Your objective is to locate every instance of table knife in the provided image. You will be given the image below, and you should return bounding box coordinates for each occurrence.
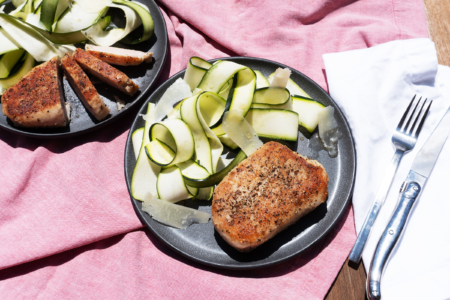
[367,106,450,300]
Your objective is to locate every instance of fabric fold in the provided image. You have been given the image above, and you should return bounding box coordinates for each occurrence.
[324,38,450,300]
[405,38,438,84]
[0,0,431,298]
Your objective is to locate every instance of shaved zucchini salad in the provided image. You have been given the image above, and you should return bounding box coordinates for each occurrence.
[131,56,341,229]
[0,0,154,93]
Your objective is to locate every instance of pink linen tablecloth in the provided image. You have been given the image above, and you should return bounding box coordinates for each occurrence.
[0,0,428,299]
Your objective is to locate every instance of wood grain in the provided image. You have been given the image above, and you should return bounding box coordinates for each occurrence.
[325,259,366,300]
[424,0,450,67]
[324,1,447,299]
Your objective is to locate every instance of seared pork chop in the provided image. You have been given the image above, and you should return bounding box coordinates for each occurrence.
[73,48,139,96]
[212,141,329,252]
[1,56,70,128]
[85,44,153,66]
[61,54,110,121]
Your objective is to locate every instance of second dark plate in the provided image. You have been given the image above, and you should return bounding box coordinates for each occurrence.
[124,57,356,269]
[0,0,167,138]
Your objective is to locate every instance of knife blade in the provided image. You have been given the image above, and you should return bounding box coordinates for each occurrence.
[411,106,450,178]
[366,105,450,300]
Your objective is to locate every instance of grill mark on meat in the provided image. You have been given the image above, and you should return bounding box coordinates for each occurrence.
[212,141,329,252]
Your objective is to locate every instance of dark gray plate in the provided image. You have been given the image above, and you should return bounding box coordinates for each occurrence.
[0,0,167,138]
[124,57,356,269]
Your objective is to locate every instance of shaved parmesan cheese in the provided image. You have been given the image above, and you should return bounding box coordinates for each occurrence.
[115,95,125,111]
[153,78,192,121]
[270,68,291,88]
[65,103,71,122]
[140,113,152,122]
[318,106,342,158]
[141,193,210,229]
[141,79,191,124]
[222,110,263,156]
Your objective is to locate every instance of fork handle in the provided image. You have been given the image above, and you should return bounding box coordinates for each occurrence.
[349,149,404,263]
[366,181,421,300]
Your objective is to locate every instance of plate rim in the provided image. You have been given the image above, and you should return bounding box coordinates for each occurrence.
[124,56,357,270]
[0,0,168,139]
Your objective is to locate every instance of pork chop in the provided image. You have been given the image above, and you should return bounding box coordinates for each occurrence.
[212,141,329,252]
[61,54,110,121]
[85,44,153,66]
[73,48,139,96]
[1,56,70,128]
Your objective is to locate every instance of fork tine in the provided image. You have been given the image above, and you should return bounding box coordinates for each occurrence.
[414,100,433,138]
[408,99,427,135]
[397,95,416,130]
[403,96,421,132]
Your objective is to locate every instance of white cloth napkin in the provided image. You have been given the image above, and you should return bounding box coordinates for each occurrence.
[323,38,450,300]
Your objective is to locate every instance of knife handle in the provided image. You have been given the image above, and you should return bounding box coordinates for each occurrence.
[349,149,404,263]
[366,181,421,300]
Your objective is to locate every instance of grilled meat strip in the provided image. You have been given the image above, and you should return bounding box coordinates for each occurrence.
[212,141,329,252]
[85,44,153,66]
[61,54,110,121]
[73,48,139,96]
[1,56,70,128]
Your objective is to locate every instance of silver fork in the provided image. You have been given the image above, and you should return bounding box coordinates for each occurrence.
[349,95,432,263]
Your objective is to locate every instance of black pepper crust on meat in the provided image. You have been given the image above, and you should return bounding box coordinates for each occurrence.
[212,141,329,252]
[1,56,68,128]
[73,48,139,96]
[3,58,59,117]
[85,44,153,66]
[61,53,110,121]
[87,50,152,66]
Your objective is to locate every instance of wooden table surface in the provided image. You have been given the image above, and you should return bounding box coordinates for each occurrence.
[324,1,448,299]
